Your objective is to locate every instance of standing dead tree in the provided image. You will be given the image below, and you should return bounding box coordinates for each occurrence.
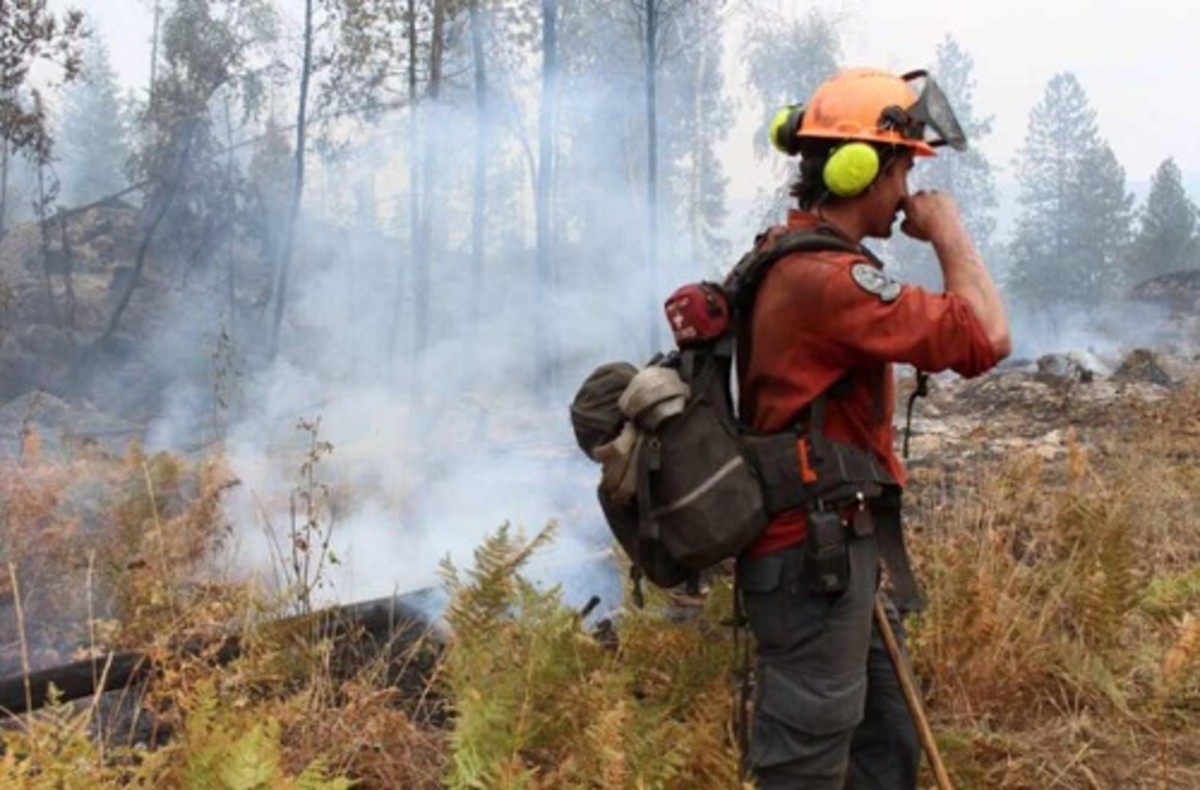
[607,0,707,351]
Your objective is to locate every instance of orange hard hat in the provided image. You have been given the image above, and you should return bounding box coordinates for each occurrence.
[798,67,937,157]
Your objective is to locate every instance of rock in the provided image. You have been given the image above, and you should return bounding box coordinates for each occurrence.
[1112,348,1173,387]
[0,390,74,424]
[0,340,44,403]
[1034,429,1066,460]
[1036,352,1097,384]
[997,356,1036,372]
[108,265,137,298]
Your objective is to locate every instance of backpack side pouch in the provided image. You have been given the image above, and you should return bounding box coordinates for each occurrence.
[646,392,768,569]
[597,486,691,589]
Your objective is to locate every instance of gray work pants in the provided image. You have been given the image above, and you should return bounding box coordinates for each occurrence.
[737,537,919,789]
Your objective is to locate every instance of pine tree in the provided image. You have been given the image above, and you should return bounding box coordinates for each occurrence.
[0,1,84,158]
[1128,158,1199,283]
[93,0,277,352]
[1067,141,1134,297]
[56,34,130,207]
[741,5,841,225]
[1007,72,1132,307]
[1,1,84,235]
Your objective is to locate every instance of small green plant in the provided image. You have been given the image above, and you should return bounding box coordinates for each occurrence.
[439,523,742,789]
[1142,566,1200,621]
[170,679,352,790]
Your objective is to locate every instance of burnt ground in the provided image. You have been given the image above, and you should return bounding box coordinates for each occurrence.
[898,346,1200,475]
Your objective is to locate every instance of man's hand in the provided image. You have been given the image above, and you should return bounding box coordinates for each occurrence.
[898,190,963,244]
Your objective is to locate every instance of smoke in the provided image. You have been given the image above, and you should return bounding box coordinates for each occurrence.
[1002,297,1186,368]
[215,371,616,606]
[120,37,697,620]
[876,227,1190,367]
[131,89,1182,626]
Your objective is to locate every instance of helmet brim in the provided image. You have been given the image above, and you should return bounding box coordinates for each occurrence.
[797,130,937,158]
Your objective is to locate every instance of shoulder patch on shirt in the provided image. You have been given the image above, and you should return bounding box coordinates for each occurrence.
[850,263,902,303]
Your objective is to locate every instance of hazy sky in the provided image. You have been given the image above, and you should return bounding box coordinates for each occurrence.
[61,0,1200,198]
[829,0,1199,183]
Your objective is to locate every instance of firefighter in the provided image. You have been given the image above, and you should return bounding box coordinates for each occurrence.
[737,67,1011,788]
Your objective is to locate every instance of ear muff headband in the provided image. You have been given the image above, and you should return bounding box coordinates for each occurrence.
[823,142,880,197]
[768,103,883,197]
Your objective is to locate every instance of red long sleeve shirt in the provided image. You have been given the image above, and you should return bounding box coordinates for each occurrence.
[739,211,998,557]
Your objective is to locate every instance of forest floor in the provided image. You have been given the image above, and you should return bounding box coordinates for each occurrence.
[2,346,1200,788]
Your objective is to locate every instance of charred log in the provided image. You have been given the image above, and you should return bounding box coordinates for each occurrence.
[0,591,440,720]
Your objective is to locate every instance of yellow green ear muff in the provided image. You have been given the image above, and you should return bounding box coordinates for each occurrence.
[823,142,881,197]
[768,104,804,156]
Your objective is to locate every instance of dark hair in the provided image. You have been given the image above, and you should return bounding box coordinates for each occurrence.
[789,139,899,210]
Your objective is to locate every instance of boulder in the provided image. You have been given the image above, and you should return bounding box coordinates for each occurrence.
[1112,348,1173,387]
[1036,352,1097,384]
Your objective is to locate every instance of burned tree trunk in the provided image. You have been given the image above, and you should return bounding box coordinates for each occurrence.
[35,154,59,328]
[535,0,558,391]
[0,136,9,238]
[469,0,488,322]
[387,0,421,374]
[88,122,198,357]
[643,0,660,353]
[268,0,315,360]
[413,0,448,369]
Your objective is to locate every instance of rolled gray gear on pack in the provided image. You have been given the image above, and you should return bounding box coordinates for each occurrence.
[618,366,691,430]
[571,361,640,460]
[593,422,642,505]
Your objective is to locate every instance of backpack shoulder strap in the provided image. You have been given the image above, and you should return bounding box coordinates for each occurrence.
[727,226,882,453]
[726,226,860,421]
[724,225,859,314]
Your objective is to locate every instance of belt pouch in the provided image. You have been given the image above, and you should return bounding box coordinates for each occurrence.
[804,508,849,594]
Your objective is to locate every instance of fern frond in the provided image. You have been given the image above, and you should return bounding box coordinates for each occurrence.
[1162,613,1200,693]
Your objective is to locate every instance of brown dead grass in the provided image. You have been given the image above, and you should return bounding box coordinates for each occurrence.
[906,382,1200,787]
[1,437,444,786]
[4,381,1200,787]
[0,439,237,673]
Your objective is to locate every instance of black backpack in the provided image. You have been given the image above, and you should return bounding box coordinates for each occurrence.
[570,227,899,600]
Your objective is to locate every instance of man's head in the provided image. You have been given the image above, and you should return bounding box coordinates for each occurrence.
[770,67,963,238]
[788,138,913,238]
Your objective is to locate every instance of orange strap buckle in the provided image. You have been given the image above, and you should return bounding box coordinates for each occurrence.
[797,437,818,484]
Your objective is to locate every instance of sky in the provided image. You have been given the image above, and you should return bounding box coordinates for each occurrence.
[716,0,1200,201]
[832,0,1200,184]
[67,0,1200,201]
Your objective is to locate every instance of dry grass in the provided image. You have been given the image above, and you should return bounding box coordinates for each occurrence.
[906,383,1200,787]
[3,383,1200,787]
[0,439,237,674]
[0,435,444,787]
